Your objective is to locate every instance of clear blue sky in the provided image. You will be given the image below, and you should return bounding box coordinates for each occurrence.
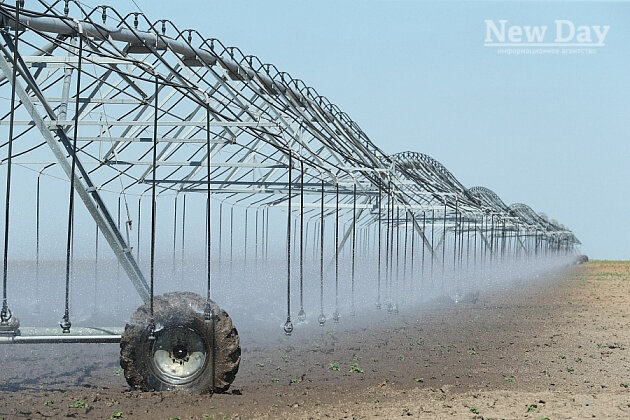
[81,1,630,259]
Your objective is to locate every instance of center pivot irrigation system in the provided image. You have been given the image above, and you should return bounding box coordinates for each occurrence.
[0,1,580,393]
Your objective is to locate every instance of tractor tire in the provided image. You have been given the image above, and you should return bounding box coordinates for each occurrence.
[120,291,240,393]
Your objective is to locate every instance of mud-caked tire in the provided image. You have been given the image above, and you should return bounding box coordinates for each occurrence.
[120,292,240,393]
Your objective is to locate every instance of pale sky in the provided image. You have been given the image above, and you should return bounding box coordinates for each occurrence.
[17,1,630,259]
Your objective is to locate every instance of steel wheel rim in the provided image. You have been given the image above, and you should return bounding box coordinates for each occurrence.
[151,326,208,384]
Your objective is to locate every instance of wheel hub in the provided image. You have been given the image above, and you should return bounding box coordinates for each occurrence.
[151,327,208,384]
[172,344,188,360]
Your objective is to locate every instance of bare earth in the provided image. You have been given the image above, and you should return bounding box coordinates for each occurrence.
[1,261,629,419]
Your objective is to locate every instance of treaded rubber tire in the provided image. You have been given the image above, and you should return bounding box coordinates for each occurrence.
[120,292,240,393]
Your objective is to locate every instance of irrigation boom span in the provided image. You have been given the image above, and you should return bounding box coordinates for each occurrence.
[0,1,580,392]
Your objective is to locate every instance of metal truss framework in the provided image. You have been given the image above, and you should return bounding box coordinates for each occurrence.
[0,1,579,334]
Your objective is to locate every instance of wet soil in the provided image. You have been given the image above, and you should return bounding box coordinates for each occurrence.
[0,261,628,419]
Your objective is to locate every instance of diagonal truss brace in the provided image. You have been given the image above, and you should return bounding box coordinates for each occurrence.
[476,227,493,255]
[325,206,366,272]
[410,213,436,259]
[0,43,150,302]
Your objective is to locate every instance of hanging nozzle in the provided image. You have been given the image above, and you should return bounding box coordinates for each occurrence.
[332,311,340,323]
[283,319,293,335]
[60,312,71,334]
[297,308,306,323]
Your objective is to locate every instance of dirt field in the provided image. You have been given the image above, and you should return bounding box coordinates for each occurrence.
[1,261,628,419]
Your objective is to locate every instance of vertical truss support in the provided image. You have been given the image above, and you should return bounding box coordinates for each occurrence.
[0,47,150,302]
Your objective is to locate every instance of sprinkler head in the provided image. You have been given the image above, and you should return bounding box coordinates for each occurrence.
[60,315,71,334]
[375,302,382,310]
[386,302,393,313]
[0,314,20,336]
[0,306,12,324]
[283,320,293,335]
[318,313,326,326]
[332,311,340,323]
[297,308,306,323]
[392,304,399,314]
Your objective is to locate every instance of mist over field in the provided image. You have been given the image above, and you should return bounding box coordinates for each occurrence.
[5,253,575,340]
